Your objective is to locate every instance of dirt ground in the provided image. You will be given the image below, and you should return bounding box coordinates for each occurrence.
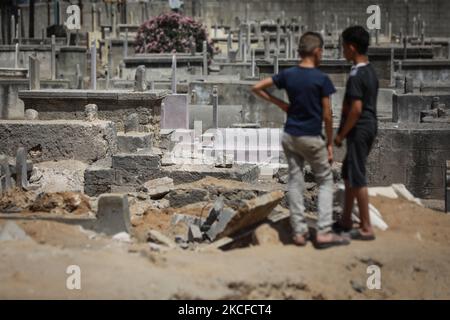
[1,195,450,299]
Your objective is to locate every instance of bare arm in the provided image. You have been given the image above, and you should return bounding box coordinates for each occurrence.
[322,96,334,163]
[335,99,363,146]
[251,77,289,113]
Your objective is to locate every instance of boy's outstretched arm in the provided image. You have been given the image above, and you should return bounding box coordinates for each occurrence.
[322,96,334,164]
[252,77,289,112]
[334,99,363,146]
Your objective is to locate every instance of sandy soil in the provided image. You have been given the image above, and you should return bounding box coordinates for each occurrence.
[0,195,450,299]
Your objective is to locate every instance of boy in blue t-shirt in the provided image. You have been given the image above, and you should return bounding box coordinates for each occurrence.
[252,32,349,249]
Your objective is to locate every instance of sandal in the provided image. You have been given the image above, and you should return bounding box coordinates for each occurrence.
[332,222,352,234]
[348,228,376,241]
[313,232,350,250]
[292,233,309,246]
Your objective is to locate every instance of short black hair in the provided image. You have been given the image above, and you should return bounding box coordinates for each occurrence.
[341,26,370,55]
[298,31,324,57]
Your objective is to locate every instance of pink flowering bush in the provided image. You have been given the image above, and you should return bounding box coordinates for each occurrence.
[135,12,214,57]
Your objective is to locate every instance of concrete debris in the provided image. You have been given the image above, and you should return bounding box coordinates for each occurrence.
[139,177,174,199]
[165,188,208,208]
[204,208,236,241]
[188,224,203,242]
[24,109,39,120]
[112,232,132,243]
[205,191,284,241]
[147,229,177,248]
[201,196,224,231]
[171,213,205,227]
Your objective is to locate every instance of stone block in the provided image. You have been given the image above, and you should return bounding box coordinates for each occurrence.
[112,151,161,171]
[188,224,203,242]
[117,132,153,153]
[139,177,174,199]
[84,159,115,196]
[161,164,260,184]
[0,120,117,163]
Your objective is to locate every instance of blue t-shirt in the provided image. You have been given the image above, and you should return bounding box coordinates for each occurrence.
[272,66,336,136]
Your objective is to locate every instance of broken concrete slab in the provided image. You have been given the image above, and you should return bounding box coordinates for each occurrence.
[95,194,131,236]
[205,208,237,241]
[206,191,284,241]
[188,224,203,242]
[147,229,177,248]
[165,188,209,208]
[139,177,174,199]
[171,213,206,227]
[201,196,224,231]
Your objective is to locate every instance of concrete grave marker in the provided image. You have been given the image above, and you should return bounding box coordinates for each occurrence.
[15,147,29,190]
[238,26,243,61]
[123,27,128,58]
[161,94,189,130]
[171,54,177,93]
[14,43,19,68]
[227,32,232,62]
[95,194,131,236]
[264,31,270,60]
[51,35,56,80]
[251,48,256,78]
[134,65,146,92]
[76,64,83,89]
[90,39,97,90]
[212,85,219,129]
[273,55,279,74]
[29,54,40,90]
[202,40,208,76]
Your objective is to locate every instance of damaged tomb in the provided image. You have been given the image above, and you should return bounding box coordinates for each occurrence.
[0,0,450,300]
